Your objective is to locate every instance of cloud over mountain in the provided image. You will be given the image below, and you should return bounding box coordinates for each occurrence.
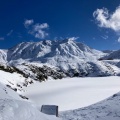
[24,19,34,28]
[24,19,49,39]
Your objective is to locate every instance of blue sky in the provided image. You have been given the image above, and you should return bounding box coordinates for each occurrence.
[0,0,120,50]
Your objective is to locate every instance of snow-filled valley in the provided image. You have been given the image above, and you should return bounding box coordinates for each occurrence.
[0,39,120,120]
[23,76,120,111]
[0,71,120,120]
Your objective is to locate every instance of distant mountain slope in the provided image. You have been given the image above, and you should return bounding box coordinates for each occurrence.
[102,50,115,54]
[0,49,7,63]
[101,49,120,60]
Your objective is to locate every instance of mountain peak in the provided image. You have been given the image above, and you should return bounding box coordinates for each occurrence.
[0,39,120,77]
[4,39,105,72]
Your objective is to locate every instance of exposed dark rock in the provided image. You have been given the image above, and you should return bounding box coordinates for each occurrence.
[19,95,29,100]
[6,84,17,92]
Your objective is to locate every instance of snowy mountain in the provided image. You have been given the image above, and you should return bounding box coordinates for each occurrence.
[0,49,7,63]
[102,50,115,54]
[101,49,120,60]
[0,39,120,78]
[7,39,104,62]
[0,39,120,120]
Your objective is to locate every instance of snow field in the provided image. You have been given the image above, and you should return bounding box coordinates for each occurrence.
[23,76,120,111]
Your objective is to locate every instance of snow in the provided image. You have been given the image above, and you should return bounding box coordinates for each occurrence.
[0,82,60,120]
[23,76,120,111]
[102,49,120,60]
[60,92,120,120]
[0,99,60,120]
[7,39,106,72]
[0,39,120,77]
[0,66,120,120]
[0,39,120,119]
[0,49,7,63]
[0,70,32,93]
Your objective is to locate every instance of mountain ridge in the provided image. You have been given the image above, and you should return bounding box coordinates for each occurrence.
[0,39,119,80]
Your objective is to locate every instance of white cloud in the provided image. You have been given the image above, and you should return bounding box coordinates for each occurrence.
[34,23,49,30]
[118,37,120,43]
[24,19,34,28]
[68,37,79,41]
[28,22,49,39]
[93,6,120,32]
[31,23,49,39]
[34,29,48,39]
[24,19,49,39]
[101,35,108,39]
[7,30,13,36]
[0,37,4,40]
[54,36,79,41]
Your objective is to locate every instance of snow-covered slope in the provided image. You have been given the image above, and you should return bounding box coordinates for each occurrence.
[0,70,120,120]
[102,50,115,54]
[101,49,120,60]
[0,80,60,120]
[60,92,120,120]
[0,69,120,120]
[0,49,7,63]
[0,69,33,93]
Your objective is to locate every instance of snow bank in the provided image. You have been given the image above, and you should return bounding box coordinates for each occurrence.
[0,83,60,120]
[0,99,60,120]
